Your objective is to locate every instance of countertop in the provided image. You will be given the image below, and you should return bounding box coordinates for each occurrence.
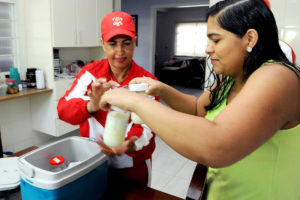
[0,88,52,102]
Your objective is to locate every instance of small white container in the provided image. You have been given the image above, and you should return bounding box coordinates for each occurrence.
[129,83,149,124]
[103,105,130,147]
[0,83,7,96]
[35,70,45,89]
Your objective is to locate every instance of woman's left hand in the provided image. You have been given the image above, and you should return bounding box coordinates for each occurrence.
[96,136,138,156]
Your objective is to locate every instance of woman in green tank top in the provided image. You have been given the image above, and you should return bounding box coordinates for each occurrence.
[98,0,300,199]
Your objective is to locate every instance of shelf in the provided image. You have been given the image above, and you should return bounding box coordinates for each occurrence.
[0,88,53,102]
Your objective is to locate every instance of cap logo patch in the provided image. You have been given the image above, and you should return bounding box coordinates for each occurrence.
[112,17,123,26]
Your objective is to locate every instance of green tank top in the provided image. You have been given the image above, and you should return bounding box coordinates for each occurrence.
[204,62,300,200]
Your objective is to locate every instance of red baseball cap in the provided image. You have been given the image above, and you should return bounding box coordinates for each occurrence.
[101,11,136,42]
[264,0,271,8]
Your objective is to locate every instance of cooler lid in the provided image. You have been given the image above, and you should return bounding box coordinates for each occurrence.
[0,157,20,191]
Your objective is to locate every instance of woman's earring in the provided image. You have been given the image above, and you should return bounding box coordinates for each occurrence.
[247,47,252,53]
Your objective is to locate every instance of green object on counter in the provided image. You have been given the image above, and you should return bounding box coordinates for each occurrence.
[9,68,20,85]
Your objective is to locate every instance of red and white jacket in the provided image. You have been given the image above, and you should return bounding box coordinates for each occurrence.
[279,40,296,64]
[57,59,158,169]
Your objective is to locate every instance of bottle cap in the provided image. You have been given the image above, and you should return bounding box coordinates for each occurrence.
[49,156,65,166]
[129,83,148,92]
[110,105,128,114]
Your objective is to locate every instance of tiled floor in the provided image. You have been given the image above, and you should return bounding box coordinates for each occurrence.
[150,84,203,199]
[151,136,197,198]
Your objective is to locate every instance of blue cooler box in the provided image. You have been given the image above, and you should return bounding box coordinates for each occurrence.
[17,136,108,200]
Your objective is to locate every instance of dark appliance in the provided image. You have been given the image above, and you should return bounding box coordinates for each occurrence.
[26,68,37,88]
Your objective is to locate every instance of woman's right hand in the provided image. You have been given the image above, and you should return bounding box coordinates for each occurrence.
[86,78,120,113]
[129,77,164,97]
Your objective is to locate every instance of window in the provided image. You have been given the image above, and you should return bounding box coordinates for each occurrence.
[174,22,207,57]
[0,1,17,73]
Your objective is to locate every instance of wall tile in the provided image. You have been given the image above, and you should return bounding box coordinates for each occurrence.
[152,148,186,175]
[295,53,300,66]
[0,98,31,125]
[31,131,55,147]
[176,160,197,179]
[284,0,300,27]
[151,170,172,190]
[162,176,191,198]
[2,143,14,153]
[270,0,286,28]
[14,137,34,152]
[282,27,300,53]
[1,120,32,148]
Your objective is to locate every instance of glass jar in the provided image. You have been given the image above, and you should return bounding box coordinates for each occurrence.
[21,80,28,91]
[129,83,149,124]
[0,78,7,97]
[49,155,67,172]
[103,105,130,147]
[6,78,18,94]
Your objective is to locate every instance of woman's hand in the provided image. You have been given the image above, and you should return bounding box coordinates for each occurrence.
[129,77,164,97]
[96,136,138,156]
[100,87,143,112]
[86,78,120,113]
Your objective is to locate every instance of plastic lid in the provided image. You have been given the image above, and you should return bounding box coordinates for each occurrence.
[0,157,20,191]
[49,156,65,166]
[129,83,148,92]
[110,105,128,114]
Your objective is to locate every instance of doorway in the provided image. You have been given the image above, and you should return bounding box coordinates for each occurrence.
[150,3,209,89]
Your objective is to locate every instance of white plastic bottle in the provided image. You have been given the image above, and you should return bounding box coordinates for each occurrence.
[103,105,130,147]
[129,83,149,124]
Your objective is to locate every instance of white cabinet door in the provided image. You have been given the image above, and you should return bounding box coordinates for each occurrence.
[56,118,79,137]
[52,0,106,47]
[77,0,98,47]
[96,0,113,46]
[52,0,77,47]
[54,78,75,100]
[31,79,79,137]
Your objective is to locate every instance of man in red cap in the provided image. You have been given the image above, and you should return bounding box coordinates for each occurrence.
[264,0,296,64]
[57,11,158,188]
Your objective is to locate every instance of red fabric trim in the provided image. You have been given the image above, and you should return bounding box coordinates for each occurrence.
[280,40,296,64]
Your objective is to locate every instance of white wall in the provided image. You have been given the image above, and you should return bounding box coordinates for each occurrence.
[270,0,300,66]
[114,0,122,11]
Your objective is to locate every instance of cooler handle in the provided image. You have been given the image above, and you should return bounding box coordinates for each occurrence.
[18,161,35,178]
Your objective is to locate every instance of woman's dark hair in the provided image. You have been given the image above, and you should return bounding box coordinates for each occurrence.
[204,0,300,111]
